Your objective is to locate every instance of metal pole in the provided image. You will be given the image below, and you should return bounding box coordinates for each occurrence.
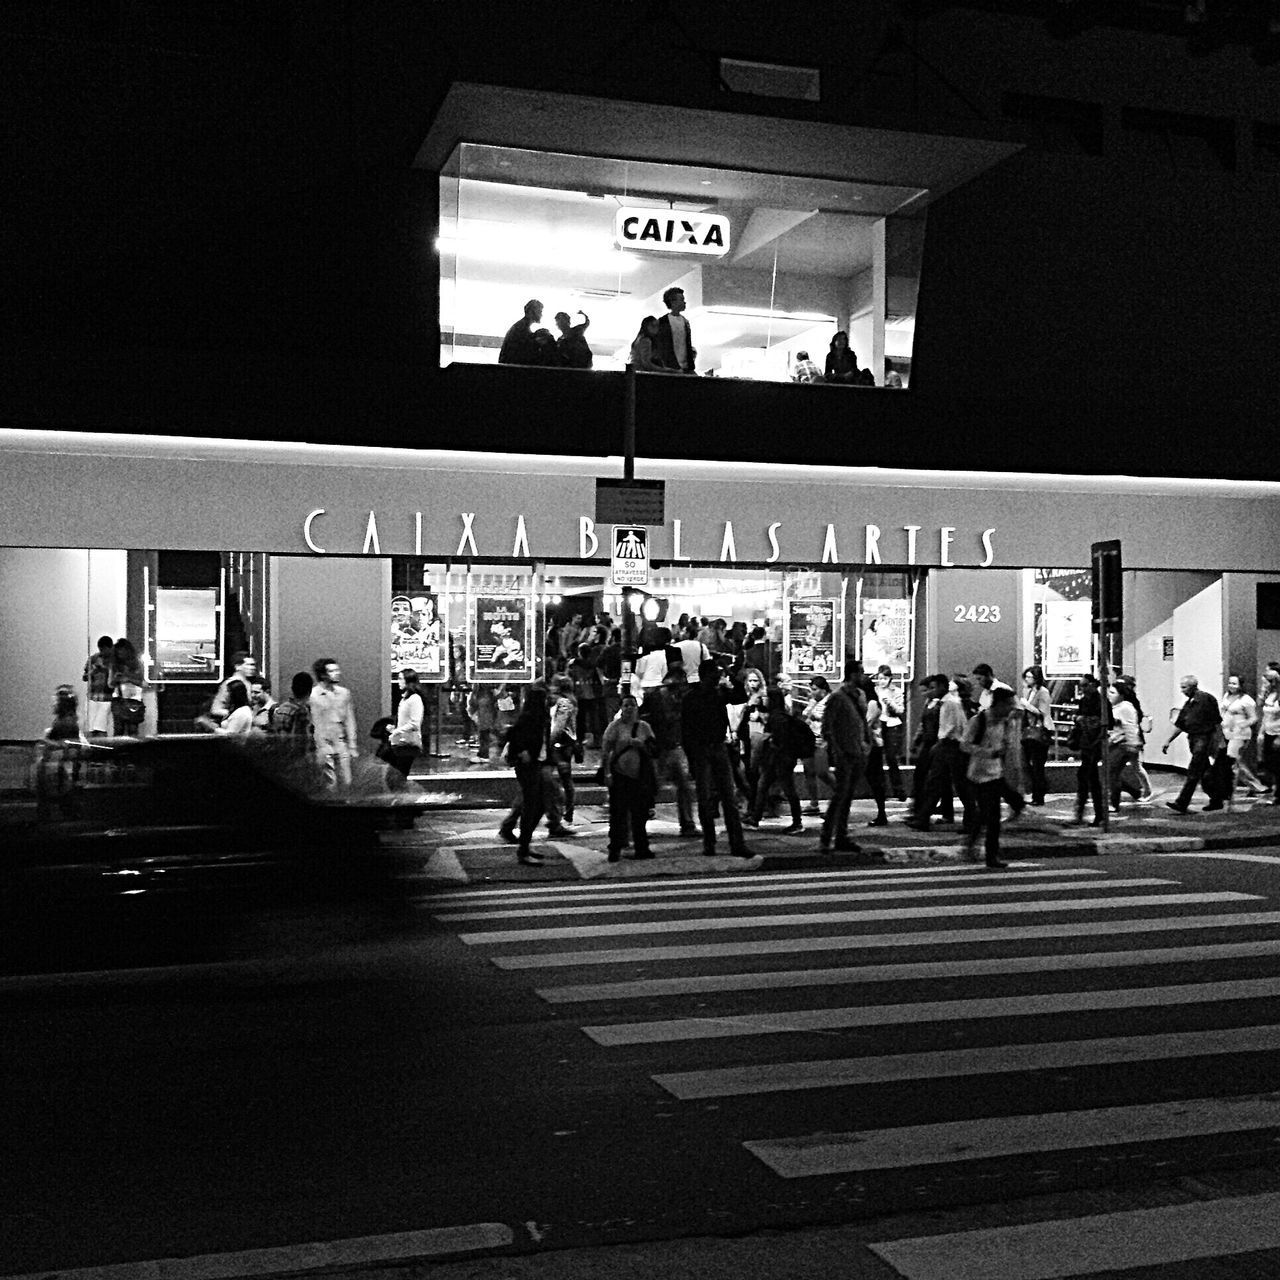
[624,362,636,483]
[1097,567,1111,834]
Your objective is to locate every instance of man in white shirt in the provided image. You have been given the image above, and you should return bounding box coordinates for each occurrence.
[310,657,358,789]
[655,287,697,374]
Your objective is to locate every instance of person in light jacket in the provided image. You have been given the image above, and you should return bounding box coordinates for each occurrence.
[385,668,424,780]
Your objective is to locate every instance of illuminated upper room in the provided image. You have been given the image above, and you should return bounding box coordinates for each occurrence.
[417,84,1019,388]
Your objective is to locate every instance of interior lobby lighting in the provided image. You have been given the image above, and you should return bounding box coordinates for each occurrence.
[436,235,640,274]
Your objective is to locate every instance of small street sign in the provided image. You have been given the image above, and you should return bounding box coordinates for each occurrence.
[611,525,649,586]
[596,478,666,526]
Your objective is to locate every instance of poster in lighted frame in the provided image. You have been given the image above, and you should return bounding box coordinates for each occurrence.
[390,590,449,681]
[861,598,912,673]
[468,590,535,684]
[782,598,838,677]
[1043,598,1092,677]
[154,587,222,682]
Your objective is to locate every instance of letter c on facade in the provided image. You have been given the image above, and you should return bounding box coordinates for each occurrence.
[303,509,327,555]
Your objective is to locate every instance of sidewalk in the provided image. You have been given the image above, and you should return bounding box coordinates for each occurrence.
[388,783,1280,884]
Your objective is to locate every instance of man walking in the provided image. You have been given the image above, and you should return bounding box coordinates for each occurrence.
[310,657,359,789]
[211,651,258,727]
[820,662,872,855]
[907,675,975,831]
[1163,674,1224,812]
[681,659,751,857]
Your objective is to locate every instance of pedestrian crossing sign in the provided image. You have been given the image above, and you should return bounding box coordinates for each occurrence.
[611,525,649,586]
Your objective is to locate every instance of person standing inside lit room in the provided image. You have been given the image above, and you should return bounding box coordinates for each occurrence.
[655,286,697,374]
[498,298,545,366]
[554,310,592,368]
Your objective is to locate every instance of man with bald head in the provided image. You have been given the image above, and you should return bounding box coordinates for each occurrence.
[1162,674,1224,812]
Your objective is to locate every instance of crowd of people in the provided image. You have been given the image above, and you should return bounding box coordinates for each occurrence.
[45,626,1280,861]
[485,644,1280,869]
[497,290,900,385]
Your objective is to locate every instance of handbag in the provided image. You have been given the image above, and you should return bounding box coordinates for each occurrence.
[115,697,145,725]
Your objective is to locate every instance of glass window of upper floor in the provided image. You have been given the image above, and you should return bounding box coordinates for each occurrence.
[438,143,925,388]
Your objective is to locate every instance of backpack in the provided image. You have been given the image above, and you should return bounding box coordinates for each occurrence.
[783,715,817,759]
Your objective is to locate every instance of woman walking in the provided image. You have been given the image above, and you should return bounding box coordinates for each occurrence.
[1019,665,1054,805]
[1222,674,1267,797]
[1106,682,1143,812]
[959,685,1019,868]
[386,668,425,780]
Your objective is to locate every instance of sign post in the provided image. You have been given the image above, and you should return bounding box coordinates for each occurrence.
[611,525,649,588]
[1091,540,1122,832]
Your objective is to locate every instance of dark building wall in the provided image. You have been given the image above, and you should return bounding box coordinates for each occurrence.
[3,3,1279,477]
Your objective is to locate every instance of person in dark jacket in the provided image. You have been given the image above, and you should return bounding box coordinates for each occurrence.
[681,659,751,857]
[745,687,805,834]
[641,669,699,836]
[654,287,697,374]
[824,330,875,386]
[1162,674,1225,812]
[554,310,592,368]
[820,662,871,854]
[503,681,554,864]
[498,299,545,366]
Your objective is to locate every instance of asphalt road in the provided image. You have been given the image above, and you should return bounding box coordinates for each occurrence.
[5,847,1280,1276]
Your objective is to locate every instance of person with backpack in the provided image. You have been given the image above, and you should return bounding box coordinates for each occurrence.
[959,684,1019,868]
[601,695,657,861]
[744,686,808,834]
[640,669,700,838]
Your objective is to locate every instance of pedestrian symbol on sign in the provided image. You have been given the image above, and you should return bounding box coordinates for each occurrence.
[611,525,649,586]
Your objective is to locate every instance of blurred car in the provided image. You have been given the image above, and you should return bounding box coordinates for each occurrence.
[3,734,429,974]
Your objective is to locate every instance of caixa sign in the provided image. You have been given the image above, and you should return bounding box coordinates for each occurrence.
[614,207,731,257]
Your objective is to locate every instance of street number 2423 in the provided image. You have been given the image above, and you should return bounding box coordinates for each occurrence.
[954,604,1001,623]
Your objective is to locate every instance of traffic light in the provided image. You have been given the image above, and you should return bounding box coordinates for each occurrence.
[1091,539,1122,634]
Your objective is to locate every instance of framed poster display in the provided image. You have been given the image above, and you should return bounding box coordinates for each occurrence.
[1044,598,1092,677]
[468,590,535,683]
[390,590,448,681]
[153,587,222,682]
[860,598,912,673]
[783,598,838,677]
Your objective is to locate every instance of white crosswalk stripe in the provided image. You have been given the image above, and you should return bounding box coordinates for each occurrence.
[492,910,1280,968]
[428,860,1280,1273]
[535,937,1280,1002]
[454,891,1256,943]
[434,876,1180,921]
[869,1192,1280,1279]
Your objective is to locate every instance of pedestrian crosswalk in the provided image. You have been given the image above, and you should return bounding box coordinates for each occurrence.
[426,859,1280,1276]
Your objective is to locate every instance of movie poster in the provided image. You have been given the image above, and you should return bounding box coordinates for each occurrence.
[1044,599,1091,676]
[783,598,837,677]
[154,587,221,681]
[469,594,533,683]
[860,598,912,673]
[390,591,447,680]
